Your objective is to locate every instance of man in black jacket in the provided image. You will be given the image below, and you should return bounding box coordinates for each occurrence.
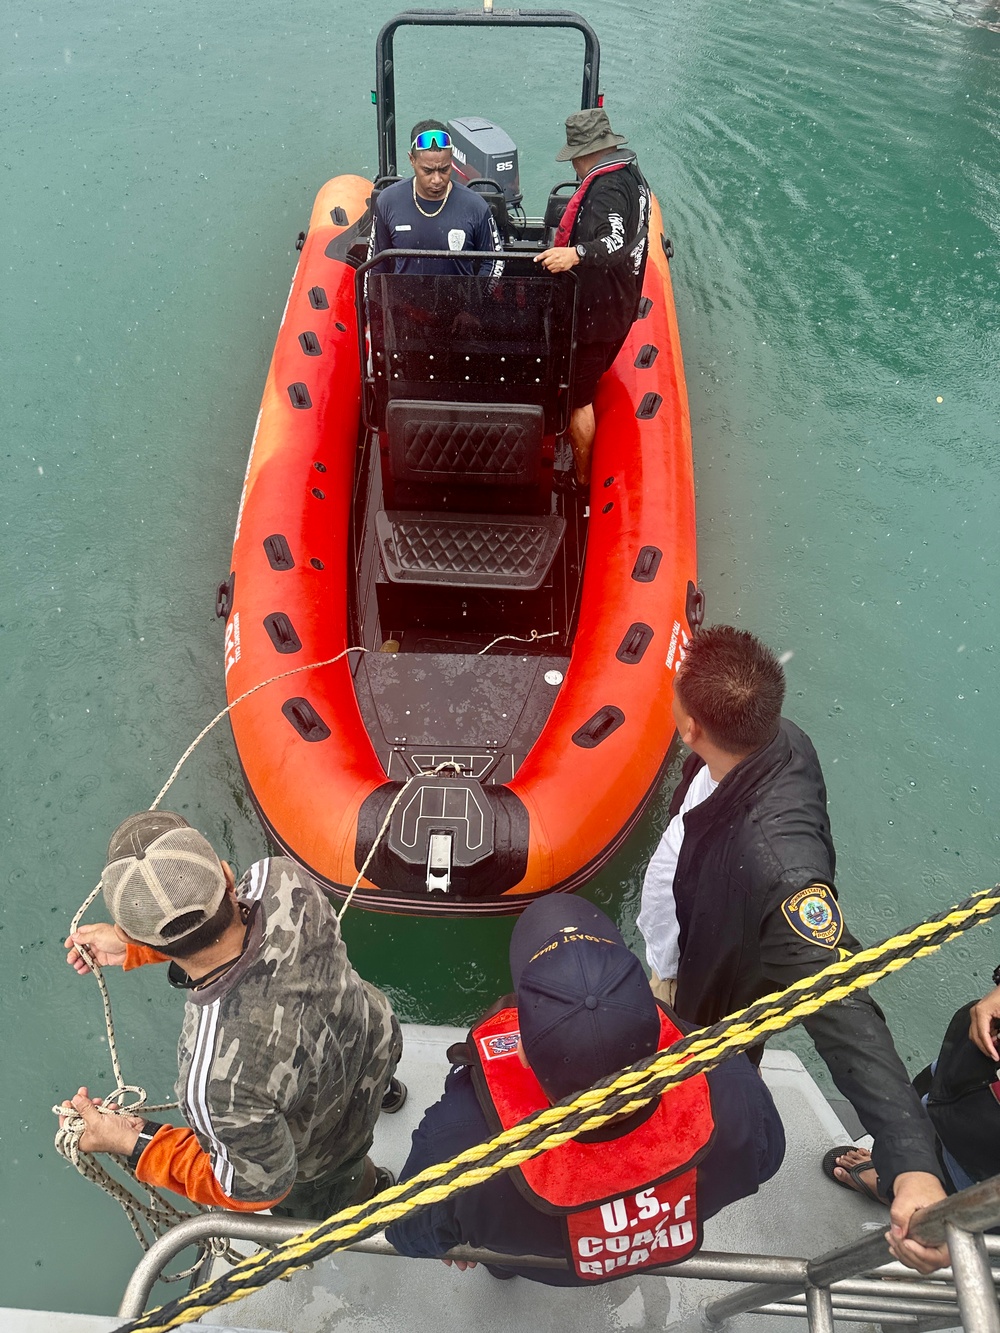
[636,625,949,1274]
[535,109,649,490]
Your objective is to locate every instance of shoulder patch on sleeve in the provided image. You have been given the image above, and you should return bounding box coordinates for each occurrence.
[780,884,843,948]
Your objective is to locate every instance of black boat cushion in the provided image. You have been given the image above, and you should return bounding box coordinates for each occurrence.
[386,400,543,486]
[376,510,565,591]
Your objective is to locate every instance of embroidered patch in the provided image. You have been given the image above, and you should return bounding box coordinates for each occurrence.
[447,228,466,251]
[480,1031,520,1060]
[780,884,843,948]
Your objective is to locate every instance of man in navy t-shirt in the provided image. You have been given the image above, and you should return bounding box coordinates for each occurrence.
[367,119,503,278]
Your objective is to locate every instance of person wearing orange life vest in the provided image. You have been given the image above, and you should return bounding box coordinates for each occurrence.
[385,896,784,1285]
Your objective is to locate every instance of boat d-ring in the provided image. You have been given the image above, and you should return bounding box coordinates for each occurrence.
[215,574,235,620]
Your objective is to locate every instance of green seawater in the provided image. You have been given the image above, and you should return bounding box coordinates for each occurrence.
[2,0,999,1314]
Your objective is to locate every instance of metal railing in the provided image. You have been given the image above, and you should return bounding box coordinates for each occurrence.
[118,1174,1000,1330]
[699,1175,1000,1331]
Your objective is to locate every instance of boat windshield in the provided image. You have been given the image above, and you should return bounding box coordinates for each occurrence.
[357,256,578,434]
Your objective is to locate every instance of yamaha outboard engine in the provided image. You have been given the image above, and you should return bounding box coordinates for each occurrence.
[447,116,521,206]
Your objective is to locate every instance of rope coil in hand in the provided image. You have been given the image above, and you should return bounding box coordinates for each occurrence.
[56,650,372,1270]
[57,643,549,1272]
[112,880,1000,1332]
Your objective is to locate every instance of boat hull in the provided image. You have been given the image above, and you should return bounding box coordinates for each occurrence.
[223,175,697,916]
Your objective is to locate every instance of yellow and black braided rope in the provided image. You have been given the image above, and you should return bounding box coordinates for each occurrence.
[115,884,1000,1332]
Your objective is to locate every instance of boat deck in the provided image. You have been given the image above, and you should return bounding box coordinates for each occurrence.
[2,1024,963,1332]
[200,1025,940,1333]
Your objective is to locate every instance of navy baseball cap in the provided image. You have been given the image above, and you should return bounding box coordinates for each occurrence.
[510,896,660,1102]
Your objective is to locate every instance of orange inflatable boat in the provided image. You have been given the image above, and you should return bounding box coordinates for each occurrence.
[220,9,701,916]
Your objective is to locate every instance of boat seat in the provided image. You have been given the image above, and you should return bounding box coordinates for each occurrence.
[377,400,562,589]
[370,174,401,210]
[467,178,511,243]
[387,399,543,488]
[376,510,565,591]
[542,180,579,244]
[346,176,404,265]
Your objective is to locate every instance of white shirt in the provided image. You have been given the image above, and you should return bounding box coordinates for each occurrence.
[637,765,719,981]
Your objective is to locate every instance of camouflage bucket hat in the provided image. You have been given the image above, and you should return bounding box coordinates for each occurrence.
[555,107,628,162]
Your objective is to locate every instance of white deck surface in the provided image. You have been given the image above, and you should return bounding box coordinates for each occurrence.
[3,1025,960,1333]
[185,1024,925,1333]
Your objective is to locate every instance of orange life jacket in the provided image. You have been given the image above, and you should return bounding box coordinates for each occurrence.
[469,1004,716,1280]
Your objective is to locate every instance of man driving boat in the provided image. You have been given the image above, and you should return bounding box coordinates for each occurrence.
[368,119,504,278]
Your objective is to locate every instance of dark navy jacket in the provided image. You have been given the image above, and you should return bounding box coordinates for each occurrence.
[368,177,503,278]
[385,1050,784,1285]
[671,718,941,1190]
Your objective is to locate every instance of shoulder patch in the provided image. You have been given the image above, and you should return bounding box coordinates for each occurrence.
[479,1031,520,1061]
[780,884,843,948]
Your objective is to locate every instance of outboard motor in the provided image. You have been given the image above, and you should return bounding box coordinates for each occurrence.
[447,115,521,206]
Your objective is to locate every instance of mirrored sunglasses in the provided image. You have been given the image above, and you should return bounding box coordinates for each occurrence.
[411,130,452,151]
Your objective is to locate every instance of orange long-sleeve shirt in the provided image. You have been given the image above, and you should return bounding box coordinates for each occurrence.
[123,941,287,1210]
[120,859,398,1212]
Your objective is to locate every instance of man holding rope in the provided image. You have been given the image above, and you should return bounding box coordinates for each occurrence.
[636,625,949,1273]
[60,811,403,1218]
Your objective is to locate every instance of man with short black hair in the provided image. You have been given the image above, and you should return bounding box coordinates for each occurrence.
[61,811,403,1218]
[535,108,650,490]
[385,896,784,1284]
[368,118,503,277]
[637,624,949,1273]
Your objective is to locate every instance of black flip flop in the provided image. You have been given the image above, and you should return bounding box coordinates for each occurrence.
[821,1145,887,1205]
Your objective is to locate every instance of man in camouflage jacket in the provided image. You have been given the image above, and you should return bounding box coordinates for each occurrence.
[61,811,402,1217]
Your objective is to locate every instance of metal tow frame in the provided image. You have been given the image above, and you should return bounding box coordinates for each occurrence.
[374,8,601,179]
[119,1173,1000,1328]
